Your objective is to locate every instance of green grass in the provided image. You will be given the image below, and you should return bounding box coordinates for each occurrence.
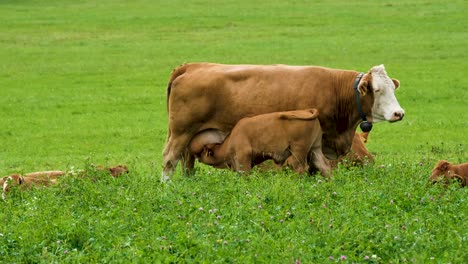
[0,0,467,262]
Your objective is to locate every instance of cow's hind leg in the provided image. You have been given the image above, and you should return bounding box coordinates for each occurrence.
[162,133,193,182]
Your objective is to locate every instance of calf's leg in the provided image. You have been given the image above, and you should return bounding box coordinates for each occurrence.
[284,146,310,174]
[309,148,330,177]
[232,150,252,173]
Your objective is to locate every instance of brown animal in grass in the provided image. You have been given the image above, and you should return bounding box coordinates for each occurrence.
[190,109,330,175]
[90,164,129,177]
[430,160,468,187]
[0,171,64,186]
[2,171,64,199]
[108,165,129,177]
[2,165,129,199]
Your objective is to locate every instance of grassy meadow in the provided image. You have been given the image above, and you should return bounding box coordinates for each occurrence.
[0,0,467,262]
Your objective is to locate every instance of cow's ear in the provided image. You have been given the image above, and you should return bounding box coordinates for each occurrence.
[392,78,400,90]
[358,73,371,96]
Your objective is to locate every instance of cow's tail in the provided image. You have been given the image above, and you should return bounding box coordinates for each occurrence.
[279,108,319,120]
[166,63,189,113]
[165,64,190,144]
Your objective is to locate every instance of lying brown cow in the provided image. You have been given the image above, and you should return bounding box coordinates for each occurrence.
[190,109,329,175]
[328,131,374,167]
[430,160,468,187]
[2,165,129,199]
[2,171,64,199]
[162,63,404,181]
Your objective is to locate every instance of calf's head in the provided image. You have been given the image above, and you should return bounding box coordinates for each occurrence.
[359,65,405,123]
[109,165,129,177]
[429,160,466,186]
[430,160,452,182]
[2,174,23,194]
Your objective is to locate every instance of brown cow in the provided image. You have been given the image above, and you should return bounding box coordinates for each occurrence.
[162,63,404,182]
[430,160,468,187]
[190,109,329,175]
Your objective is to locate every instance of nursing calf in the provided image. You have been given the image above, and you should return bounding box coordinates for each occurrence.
[430,160,468,187]
[190,109,329,175]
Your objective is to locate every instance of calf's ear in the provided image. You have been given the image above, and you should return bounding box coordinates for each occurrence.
[392,78,400,90]
[439,161,450,171]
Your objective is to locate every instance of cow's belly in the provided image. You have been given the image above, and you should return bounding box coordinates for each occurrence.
[198,83,327,132]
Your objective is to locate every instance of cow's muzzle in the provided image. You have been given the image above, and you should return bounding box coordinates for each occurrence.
[389,111,404,122]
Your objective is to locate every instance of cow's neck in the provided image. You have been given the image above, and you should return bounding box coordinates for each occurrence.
[336,73,372,132]
[353,73,372,132]
[321,72,374,159]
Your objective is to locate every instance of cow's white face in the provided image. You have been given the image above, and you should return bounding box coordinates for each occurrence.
[370,65,405,122]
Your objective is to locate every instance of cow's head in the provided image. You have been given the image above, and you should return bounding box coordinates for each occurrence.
[359,65,405,123]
